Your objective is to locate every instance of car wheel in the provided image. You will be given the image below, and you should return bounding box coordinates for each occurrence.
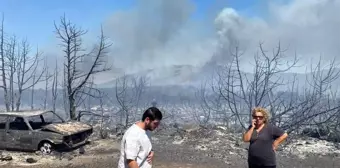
[39,141,53,155]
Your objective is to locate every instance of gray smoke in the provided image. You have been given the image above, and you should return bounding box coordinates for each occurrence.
[44,0,340,86]
[103,0,214,75]
[214,0,340,72]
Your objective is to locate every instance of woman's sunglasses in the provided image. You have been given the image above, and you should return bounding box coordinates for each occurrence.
[252,115,264,120]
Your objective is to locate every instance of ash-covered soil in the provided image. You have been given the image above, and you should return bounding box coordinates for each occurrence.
[151,124,340,168]
[0,125,339,168]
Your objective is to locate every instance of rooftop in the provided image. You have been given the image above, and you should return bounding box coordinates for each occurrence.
[0,110,53,117]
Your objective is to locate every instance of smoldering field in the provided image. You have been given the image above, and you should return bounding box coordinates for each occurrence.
[1,0,340,167]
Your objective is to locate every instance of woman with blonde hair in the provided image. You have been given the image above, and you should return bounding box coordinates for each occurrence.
[243,107,288,168]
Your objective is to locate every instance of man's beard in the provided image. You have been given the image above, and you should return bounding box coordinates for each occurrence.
[145,123,153,131]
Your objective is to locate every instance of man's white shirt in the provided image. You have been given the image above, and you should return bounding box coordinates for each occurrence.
[118,123,152,168]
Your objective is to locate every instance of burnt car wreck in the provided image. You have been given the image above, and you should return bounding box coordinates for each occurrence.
[0,110,93,154]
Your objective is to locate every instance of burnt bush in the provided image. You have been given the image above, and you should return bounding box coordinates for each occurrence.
[302,127,340,142]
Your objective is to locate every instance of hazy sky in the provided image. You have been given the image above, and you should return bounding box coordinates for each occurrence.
[1,0,339,86]
[0,0,257,49]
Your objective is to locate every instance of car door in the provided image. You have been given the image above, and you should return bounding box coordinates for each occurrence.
[6,117,34,150]
[0,116,7,149]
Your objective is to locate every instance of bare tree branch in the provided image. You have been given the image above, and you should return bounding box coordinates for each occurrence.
[205,41,340,136]
[54,15,112,120]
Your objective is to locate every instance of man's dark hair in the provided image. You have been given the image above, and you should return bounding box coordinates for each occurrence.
[142,107,163,121]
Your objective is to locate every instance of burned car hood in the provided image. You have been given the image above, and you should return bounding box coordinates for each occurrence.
[42,121,92,135]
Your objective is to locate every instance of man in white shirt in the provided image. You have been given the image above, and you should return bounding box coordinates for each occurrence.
[118,107,163,168]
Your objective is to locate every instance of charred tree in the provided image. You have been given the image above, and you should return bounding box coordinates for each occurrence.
[54,15,111,120]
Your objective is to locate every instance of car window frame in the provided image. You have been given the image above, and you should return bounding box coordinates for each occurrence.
[7,116,33,131]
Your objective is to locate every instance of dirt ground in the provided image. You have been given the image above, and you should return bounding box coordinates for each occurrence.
[0,156,218,168]
[0,138,339,168]
[0,139,224,168]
